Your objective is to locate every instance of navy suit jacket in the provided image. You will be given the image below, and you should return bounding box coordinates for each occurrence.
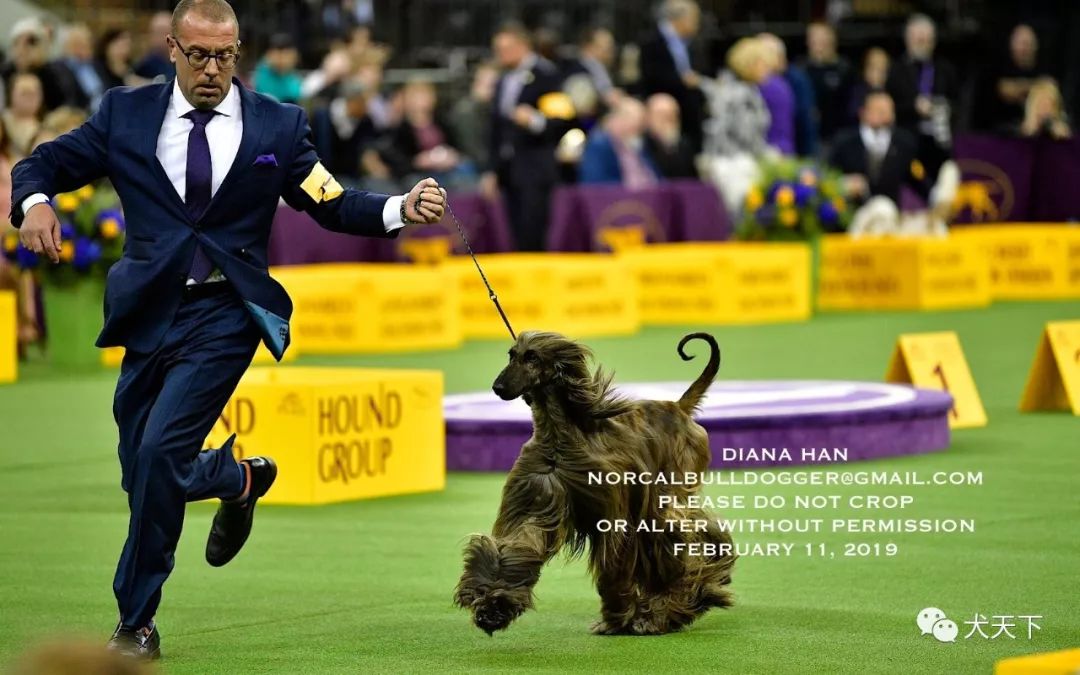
[10,79,398,360]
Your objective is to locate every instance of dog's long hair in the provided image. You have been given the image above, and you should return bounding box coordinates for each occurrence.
[455,332,735,635]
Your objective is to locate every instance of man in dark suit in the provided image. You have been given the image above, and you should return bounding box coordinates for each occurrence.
[885,14,957,180]
[481,22,574,252]
[11,0,445,660]
[829,90,928,207]
[563,27,621,113]
[639,0,705,153]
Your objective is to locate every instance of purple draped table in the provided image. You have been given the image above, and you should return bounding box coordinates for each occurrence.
[546,179,733,252]
[269,191,514,265]
[951,133,1080,223]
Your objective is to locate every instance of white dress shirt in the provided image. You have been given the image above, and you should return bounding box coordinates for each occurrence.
[22,80,407,251]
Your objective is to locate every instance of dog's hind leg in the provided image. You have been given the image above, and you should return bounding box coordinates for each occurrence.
[590,556,638,635]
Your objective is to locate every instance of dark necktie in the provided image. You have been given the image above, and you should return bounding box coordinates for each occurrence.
[184,108,218,283]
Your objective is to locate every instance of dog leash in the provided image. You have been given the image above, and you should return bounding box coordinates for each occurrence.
[445,200,517,341]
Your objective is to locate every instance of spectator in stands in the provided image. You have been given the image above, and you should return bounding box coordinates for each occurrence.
[254,34,303,104]
[1018,77,1071,140]
[886,14,957,179]
[701,37,772,218]
[310,78,381,184]
[640,0,705,153]
[829,89,927,206]
[848,47,889,126]
[565,27,622,111]
[704,37,770,158]
[3,72,44,157]
[3,18,82,112]
[357,61,395,130]
[644,92,697,179]
[759,33,817,156]
[803,22,853,147]
[94,28,136,92]
[56,24,99,111]
[133,11,175,81]
[982,25,1049,132]
[450,61,498,167]
[579,96,658,188]
[377,79,473,188]
[483,22,573,251]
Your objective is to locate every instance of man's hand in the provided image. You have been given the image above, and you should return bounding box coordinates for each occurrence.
[404,177,446,224]
[844,174,869,197]
[19,203,63,263]
[512,104,539,129]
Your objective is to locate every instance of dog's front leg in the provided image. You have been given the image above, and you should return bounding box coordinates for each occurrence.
[455,465,568,635]
[455,520,563,635]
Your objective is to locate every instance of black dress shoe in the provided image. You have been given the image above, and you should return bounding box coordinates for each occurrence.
[206,456,277,567]
[107,622,161,660]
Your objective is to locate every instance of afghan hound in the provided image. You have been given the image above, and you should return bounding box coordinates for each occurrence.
[454,331,735,636]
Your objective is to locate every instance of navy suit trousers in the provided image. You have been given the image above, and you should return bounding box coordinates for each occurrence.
[111,287,260,628]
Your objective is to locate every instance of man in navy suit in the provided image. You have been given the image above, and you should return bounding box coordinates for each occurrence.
[11,0,446,660]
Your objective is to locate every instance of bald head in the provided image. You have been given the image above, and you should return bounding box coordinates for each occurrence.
[171,0,238,36]
[646,93,681,143]
[62,24,93,61]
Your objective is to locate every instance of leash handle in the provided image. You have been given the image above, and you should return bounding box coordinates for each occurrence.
[445,201,517,341]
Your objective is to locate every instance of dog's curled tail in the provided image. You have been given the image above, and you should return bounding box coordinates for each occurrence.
[677,332,721,414]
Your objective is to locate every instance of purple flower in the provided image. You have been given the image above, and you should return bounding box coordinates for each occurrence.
[60,223,77,240]
[755,205,777,225]
[794,183,814,207]
[818,201,839,226]
[15,245,39,268]
[72,237,102,271]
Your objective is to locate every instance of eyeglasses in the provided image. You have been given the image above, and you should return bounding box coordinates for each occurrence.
[170,36,240,70]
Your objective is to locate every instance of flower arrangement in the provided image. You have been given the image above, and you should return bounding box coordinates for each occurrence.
[737,158,852,241]
[2,183,125,286]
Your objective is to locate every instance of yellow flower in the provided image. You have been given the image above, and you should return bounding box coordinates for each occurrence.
[775,186,795,207]
[745,188,764,211]
[3,232,18,253]
[779,208,799,228]
[100,218,120,239]
[59,241,75,262]
[832,197,847,213]
[911,160,926,181]
[77,184,95,200]
[55,192,80,212]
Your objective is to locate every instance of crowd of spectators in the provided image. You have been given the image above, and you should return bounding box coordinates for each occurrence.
[0,0,1075,353]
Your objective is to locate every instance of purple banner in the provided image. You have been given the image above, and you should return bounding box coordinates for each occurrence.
[546,179,733,252]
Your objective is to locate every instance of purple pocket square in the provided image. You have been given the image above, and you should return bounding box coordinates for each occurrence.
[254,154,278,167]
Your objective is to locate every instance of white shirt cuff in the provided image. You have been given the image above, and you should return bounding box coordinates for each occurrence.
[382,194,407,232]
[22,193,50,216]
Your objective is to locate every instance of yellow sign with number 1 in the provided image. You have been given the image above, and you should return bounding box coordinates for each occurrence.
[885,331,988,428]
[1020,320,1080,415]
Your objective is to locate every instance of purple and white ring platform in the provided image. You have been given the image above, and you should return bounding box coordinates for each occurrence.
[444,381,953,472]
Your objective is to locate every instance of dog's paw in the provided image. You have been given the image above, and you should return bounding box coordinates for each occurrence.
[589,620,624,636]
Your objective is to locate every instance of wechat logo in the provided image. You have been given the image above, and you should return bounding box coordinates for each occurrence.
[917,607,957,643]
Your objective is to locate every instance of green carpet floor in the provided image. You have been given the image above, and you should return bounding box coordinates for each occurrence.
[1,300,1077,674]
